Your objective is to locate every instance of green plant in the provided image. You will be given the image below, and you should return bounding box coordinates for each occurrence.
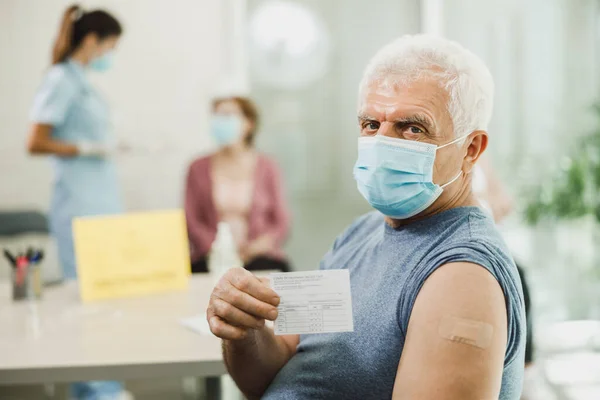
[524,108,600,225]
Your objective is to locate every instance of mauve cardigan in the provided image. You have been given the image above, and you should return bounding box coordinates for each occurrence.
[184,153,290,262]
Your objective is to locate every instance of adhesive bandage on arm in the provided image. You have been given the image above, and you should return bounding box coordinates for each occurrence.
[438,315,494,349]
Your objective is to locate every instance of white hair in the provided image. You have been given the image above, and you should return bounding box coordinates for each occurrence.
[359,34,494,138]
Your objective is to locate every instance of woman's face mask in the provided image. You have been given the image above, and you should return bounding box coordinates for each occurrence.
[210,115,243,146]
[88,36,119,72]
[89,51,114,72]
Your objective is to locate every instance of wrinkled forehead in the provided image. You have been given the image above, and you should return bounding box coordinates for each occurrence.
[358,76,453,133]
[359,76,448,115]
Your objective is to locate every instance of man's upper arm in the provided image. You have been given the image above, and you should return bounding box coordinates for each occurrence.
[392,262,507,400]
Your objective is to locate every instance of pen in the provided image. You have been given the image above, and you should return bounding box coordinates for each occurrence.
[3,249,16,267]
[32,250,45,264]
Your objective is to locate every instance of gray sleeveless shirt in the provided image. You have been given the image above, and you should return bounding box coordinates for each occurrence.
[263,207,525,399]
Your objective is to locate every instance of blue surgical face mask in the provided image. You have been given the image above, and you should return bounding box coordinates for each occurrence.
[89,52,114,72]
[353,134,468,219]
[210,115,243,146]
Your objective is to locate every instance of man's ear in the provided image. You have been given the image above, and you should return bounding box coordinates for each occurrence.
[463,131,488,173]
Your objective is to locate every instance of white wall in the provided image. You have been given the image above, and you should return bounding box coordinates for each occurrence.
[440,0,599,176]
[0,0,225,212]
[247,0,421,270]
[439,0,600,320]
[249,0,421,200]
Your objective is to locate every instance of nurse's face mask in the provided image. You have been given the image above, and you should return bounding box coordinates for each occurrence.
[89,52,114,72]
[353,80,469,220]
[89,36,119,72]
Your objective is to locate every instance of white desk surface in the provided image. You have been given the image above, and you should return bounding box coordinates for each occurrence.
[0,275,225,384]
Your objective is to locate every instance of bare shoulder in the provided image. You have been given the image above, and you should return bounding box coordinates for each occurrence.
[392,262,508,399]
[419,262,507,325]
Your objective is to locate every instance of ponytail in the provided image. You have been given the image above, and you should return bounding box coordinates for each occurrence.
[51,5,122,66]
[52,5,81,65]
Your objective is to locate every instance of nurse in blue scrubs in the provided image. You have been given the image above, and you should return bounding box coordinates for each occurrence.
[28,5,123,280]
[27,5,131,400]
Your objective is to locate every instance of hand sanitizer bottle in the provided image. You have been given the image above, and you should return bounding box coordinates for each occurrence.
[209,222,243,282]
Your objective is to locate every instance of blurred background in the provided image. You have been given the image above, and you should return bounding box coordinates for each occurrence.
[1,0,600,399]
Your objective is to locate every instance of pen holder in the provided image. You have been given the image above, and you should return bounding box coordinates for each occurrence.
[12,264,42,301]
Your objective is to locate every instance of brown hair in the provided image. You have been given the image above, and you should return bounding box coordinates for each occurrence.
[213,97,260,146]
[52,5,123,65]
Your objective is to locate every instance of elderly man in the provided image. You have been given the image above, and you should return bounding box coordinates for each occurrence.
[207,35,525,400]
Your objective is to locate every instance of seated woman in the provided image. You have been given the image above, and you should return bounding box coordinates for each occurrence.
[185,96,291,273]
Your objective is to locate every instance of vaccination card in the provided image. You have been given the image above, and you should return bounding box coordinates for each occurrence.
[270,269,354,335]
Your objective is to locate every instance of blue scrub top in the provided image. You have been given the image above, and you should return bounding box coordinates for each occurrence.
[30,60,122,217]
[30,60,122,278]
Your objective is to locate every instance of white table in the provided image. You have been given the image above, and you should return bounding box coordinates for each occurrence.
[0,276,226,393]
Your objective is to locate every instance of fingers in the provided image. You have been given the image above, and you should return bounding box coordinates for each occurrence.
[211,297,265,329]
[216,281,278,321]
[228,268,280,306]
[207,268,280,340]
[258,276,271,286]
[208,315,248,341]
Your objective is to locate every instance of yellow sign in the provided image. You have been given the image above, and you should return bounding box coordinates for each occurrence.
[73,210,190,302]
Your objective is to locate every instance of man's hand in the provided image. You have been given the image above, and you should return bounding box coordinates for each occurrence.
[207,267,280,340]
[213,268,298,400]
